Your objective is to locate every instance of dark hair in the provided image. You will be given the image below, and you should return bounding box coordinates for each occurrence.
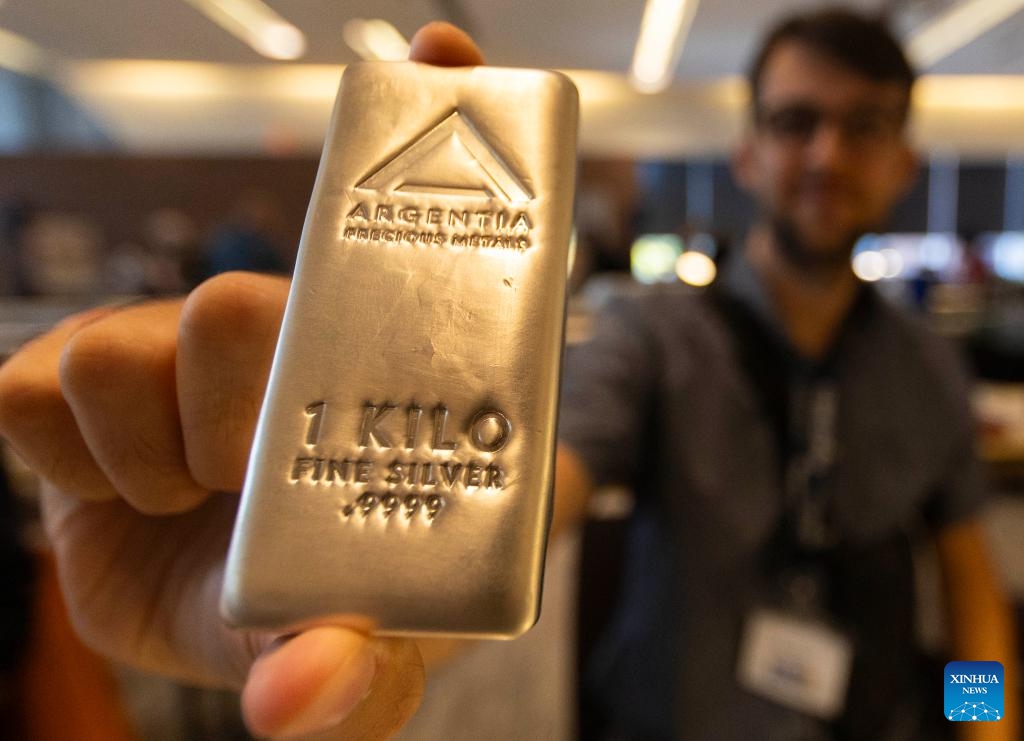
[748,7,916,118]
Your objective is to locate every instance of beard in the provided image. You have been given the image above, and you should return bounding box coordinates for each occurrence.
[769,215,861,279]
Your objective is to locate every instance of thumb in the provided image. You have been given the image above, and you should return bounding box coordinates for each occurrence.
[408,21,484,66]
[241,627,424,740]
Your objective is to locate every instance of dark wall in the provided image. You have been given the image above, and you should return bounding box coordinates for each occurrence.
[887,167,929,233]
[0,155,1013,269]
[958,164,1006,237]
[0,155,320,256]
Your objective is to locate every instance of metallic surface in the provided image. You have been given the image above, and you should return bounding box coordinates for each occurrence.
[221,61,578,637]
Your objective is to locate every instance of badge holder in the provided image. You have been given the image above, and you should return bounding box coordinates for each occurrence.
[737,566,854,720]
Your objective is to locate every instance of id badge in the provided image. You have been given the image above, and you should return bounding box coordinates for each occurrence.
[736,607,853,719]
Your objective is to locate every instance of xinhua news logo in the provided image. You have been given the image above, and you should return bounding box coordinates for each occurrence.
[945,661,1003,722]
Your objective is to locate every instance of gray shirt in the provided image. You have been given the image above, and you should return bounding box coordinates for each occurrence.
[559,257,985,740]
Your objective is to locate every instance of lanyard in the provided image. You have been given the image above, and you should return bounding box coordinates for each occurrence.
[707,282,847,596]
[785,379,840,552]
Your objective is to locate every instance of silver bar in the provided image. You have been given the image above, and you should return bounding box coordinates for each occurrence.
[222,61,578,638]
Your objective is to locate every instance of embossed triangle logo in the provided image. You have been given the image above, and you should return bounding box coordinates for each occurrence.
[356,111,532,205]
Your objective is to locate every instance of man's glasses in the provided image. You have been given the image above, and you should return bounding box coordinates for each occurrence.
[755,102,905,149]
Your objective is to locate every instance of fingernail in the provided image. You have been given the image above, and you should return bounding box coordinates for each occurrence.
[245,628,377,739]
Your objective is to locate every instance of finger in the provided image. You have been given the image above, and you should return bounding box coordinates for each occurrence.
[39,482,279,687]
[0,307,121,502]
[409,21,484,66]
[177,271,290,492]
[58,299,210,515]
[242,628,424,740]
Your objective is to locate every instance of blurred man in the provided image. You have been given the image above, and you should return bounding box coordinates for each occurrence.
[0,10,1016,741]
[554,9,1018,740]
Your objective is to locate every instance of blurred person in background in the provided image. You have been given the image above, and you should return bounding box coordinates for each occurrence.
[0,11,1017,741]
[196,190,291,283]
[557,9,1018,740]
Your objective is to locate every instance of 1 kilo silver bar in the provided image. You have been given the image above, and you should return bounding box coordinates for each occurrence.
[221,60,579,638]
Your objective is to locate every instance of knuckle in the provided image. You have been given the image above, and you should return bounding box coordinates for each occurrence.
[117,424,169,475]
[0,348,60,440]
[181,271,286,347]
[58,318,137,397]
[0,358,44,438]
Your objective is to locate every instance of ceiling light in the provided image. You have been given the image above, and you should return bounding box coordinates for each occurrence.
[852,251,886,282]
[0,27,55,77]
[182,0,306,60]
[675,251,716,286]
[66,59,342,101]
[905,0,1024,69]
[630,0,700,94]
[914,75,1024,110]
[342,19,410,61]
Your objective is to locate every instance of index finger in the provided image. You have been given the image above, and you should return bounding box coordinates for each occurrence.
[0,308,122,502]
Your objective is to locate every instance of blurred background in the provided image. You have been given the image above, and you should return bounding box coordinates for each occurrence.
[1,0,1023,738]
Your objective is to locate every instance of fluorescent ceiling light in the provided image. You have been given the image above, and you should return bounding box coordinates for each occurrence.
[630,0,700,94]
[0,26,56,77]
[906,0,1024,68]
[914,75,1024,110]
[67,59,341,101]
[182,0,306,60]
[342,19,410,61]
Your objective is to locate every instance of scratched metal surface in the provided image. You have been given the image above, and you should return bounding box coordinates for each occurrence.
[222,61,578,637]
